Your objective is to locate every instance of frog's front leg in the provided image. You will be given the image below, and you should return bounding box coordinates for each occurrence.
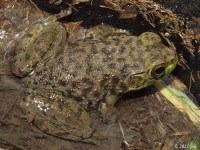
[98,94,119,121]
[21,91,94,142]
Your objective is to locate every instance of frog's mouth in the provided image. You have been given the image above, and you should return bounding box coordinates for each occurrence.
[127,56,178,91]
[126,73,156,91]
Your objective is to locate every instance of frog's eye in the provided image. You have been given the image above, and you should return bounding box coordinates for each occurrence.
[149,64,166,79]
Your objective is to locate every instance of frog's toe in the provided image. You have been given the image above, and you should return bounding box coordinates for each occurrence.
[98,94,118,122]
[21,94,94,141]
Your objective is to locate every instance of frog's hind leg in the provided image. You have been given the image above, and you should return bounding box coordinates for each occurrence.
[85,24,131,40]
[12,9,72,77]
[21,92,94,141]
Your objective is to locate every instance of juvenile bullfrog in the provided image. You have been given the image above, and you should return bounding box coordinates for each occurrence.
[12,10,178,142]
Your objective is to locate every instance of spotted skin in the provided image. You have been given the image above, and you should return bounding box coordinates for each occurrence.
[23,36,144,109]
[12,22,177,142]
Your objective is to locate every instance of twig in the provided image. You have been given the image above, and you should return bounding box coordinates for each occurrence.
[28,0,40,11]
[0,138,26,150]
[118,120,130,148]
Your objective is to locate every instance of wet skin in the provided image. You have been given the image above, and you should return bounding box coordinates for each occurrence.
[12,10,178,142]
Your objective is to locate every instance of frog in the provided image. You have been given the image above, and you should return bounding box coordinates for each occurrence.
[12,9,178,142]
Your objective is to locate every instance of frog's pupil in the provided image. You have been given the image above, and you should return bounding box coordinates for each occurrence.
[155,66,165,75]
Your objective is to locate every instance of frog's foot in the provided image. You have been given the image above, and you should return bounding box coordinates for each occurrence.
[21,93,94,142]
[98,95,118,123]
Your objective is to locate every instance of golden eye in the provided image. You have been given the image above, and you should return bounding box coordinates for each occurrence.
[149,64,166,79]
